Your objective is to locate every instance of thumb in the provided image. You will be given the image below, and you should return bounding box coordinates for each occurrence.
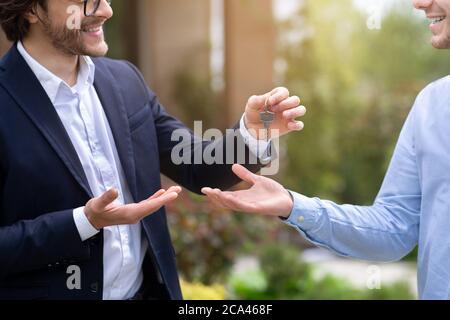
[95,188,119,210]
[232,164,257,184]
[247,93,271,111]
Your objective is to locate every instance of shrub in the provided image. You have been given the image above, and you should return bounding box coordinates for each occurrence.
[181,279,226,300]
[228,244,415,300]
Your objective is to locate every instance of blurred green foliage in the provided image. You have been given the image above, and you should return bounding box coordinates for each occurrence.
[166,192,280,285]
[172,67,222,129]
[228,244,415,300]
[180,279,226,300]
[103,0,127,59]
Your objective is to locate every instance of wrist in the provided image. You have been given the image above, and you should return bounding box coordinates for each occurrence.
[243,114,263,139]
[279,189,294,219]
[84,206,101,230]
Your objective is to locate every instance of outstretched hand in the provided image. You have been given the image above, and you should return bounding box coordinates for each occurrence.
[85,186,182,229]
[201,164,293,218]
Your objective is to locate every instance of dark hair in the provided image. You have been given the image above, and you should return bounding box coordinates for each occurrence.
[0,0,46,42]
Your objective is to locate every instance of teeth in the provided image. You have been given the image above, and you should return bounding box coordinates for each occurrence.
[431,16,446,24]
[83,26,101,32]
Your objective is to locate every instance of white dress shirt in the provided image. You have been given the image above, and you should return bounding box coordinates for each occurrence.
[17,42,146,300]
[17,41,270,300]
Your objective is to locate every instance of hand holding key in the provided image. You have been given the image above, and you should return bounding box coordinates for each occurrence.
[244,87,306,140]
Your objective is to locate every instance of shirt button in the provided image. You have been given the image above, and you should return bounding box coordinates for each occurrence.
[297,216,305,223]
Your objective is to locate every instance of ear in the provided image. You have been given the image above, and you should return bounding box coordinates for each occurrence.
[24,5,40,24]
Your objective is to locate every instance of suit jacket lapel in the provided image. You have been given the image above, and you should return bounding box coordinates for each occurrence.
[93,60,138,201]
[0,46,93,197]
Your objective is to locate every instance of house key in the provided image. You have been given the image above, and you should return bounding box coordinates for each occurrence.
[259,96,275,142]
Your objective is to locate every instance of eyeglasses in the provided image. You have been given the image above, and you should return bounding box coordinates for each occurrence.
[83,0,112,17]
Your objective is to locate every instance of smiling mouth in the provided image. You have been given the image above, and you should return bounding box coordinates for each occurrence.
[429,16,446,25]
[81,25,103,33]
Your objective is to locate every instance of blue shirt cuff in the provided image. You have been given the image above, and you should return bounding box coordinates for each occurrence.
[283,191,321,232]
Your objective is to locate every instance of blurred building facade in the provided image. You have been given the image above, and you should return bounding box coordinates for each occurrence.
[0,29,8,54]
[0,0,275,124]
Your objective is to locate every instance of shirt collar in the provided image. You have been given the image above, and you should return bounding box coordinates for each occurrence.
[17,41,96,104]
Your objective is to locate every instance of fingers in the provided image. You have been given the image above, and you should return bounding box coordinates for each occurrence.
[232,164,257,184]
[282,105,307,120]
[246,87,291,112]
[144,186,182,202]
[106,187,182,226]
[201,187,217,201]
[246,93,271,111]
[201,188,231,210]
[147,189,166,200]
[202,188,258,213]
[276,104,306,132]
[142,186,182,203]
[287,121,305,131]
[166,186,183,194]
[268,87,290,107]
[150,190,180,208]
[272,96,302,113]
[220,192,258,213]
[133,189,181,219]
[147,186,181,205]
[201,187,212,195]
[95,188,119,211]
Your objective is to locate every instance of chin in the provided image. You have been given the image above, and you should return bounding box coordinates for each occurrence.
[430,26,450,49]
[85,43,109,57]
[431,37,450,49]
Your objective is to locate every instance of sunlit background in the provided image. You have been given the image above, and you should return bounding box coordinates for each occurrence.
[1,0,449,300]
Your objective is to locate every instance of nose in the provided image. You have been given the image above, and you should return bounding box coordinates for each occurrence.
[95,0,113,19]
[413,0,433,10]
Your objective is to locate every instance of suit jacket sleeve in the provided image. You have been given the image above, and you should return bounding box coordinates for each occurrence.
[0,197,91,279]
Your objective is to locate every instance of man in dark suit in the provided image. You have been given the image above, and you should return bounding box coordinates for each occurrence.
[0,0,306,299]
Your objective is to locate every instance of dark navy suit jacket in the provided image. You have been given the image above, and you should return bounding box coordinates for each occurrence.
[0,45,262,300]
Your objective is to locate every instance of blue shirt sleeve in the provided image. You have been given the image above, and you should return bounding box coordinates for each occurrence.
[283,102,421,262]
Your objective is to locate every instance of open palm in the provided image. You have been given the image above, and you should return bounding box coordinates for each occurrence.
[201,164,293,218]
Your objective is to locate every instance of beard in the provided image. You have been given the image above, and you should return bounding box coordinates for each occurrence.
[430,18,450,49]
[39,11,109,57]
[432,31,450,49]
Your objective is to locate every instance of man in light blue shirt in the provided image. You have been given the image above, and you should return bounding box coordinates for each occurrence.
[202,0,450,299]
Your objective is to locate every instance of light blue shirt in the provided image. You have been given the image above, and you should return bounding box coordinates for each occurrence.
[285,76,450,300]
